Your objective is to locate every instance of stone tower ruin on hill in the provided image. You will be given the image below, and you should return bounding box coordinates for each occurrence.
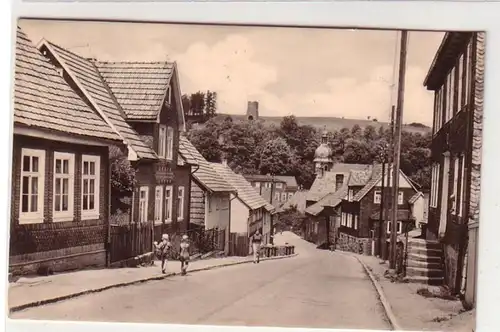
[246,101,259,120]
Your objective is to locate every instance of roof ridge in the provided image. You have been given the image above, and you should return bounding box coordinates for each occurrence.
[97,60,173,65]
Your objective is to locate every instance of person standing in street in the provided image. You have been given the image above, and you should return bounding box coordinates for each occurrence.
[153,234,171,274]
[252,230,263,264]
[180,234,190,275]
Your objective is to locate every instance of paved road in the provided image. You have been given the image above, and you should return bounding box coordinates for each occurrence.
[11,233,391,330]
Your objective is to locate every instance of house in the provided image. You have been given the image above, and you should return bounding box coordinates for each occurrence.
[211,163,275,250]
[305,163,422,256]
[244,174,298,205]
[37,39,195,243]
[178,135,234,253]
[9,28,124,275]
[423,32,484,308]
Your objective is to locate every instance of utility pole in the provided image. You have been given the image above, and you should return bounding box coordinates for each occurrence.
[269,174,275,245]
[383,105,395,262]
[389,30,408,270]
[379,149,386,260]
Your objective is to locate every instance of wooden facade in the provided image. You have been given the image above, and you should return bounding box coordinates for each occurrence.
[424,32,484,307]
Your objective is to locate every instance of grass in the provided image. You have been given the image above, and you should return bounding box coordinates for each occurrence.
[214,113,431,134]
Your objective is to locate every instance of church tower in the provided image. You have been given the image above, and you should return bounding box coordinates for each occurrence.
[313,130,333,176]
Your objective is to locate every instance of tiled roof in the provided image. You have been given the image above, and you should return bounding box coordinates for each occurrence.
[275,176,299,190]
[41,40,157,160]
[243,174,286,184]
[210,163,268,211]
[14,28,121,142]
[352,164,385,201]
[348,169,372,186]
[305,184,348,216]
[95,61,175,121]
[179,137,233,193]
[277,190,308,213]
[307,163,370,202]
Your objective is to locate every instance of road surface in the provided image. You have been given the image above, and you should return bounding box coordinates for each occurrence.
[11,232,391,330]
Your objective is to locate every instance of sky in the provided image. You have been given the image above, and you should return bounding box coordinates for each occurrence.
[19,19,444,126]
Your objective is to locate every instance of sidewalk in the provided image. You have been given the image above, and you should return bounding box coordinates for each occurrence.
[9,253,297,312]
[358,254,475,332]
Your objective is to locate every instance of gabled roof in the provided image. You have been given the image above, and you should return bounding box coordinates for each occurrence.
[409,192,424,204]
[178,136,234,193]
[243,174,286,184]
[14,27,121,143]
[95,61,178,122]
[277,190,308,214]
[210,163,270,211]
[38,40,157,160]
[307,163,371,202]
[274,175,299,190]
[305,184,348,216]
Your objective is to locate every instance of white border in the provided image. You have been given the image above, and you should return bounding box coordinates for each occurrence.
[4,1,500,332]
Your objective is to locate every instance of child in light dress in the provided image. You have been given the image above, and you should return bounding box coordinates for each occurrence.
[153,234,171,274]
[180,234,190,275]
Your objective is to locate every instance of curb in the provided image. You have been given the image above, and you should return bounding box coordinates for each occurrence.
[9,253,298,313]
[352,255,403,331]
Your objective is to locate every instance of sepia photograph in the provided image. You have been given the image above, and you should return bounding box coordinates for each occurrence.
[8,18,482,332]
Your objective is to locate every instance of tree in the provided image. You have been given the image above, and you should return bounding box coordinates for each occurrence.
[204,90,218,119]
[351,124,363,138]
[343,139,375,164]
[109,145,136,214]
[363,125,377,141]
[259,137,295,175]
[187,119,223,162]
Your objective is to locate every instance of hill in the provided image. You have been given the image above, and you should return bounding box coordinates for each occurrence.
[212,114,431,135]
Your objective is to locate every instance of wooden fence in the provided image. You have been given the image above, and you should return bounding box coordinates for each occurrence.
[229,233,249,257]
[109,221,153,264]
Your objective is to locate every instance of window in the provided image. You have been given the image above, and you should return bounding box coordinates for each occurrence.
[158,125,167,158]
[165,86,172,105]
[53,152,74,221]
[348,189,354,201]
[374,190,382,204]
[255,182,260,188]
[398,191,404,205]
[177,186,185,220]
[458,53,464,111]
[465,41,473,107]
[154,186,163,224]
[434,87,444,134]
[166,126,174,160]
[347,214,353,228]
[138,186,149,223]
[20,148,45,223]
[288,193,294,200]
[164,186,173,223]
[451,157,460,214]
[458,155,466,216]
[341,212,346,226]
[445,69,455,123]
[281,193,287,201]
[387,221,403,234]
[274,193,280,202]
[430,163,440,208]
[81,155,100,220]
[276,183,283,189]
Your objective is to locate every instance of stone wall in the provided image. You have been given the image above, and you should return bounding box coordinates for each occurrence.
[337,233,371,255]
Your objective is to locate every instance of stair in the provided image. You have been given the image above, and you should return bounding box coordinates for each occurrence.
[406,238,444,285]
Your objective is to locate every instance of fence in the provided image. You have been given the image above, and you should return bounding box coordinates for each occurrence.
[229,233,249,256]
[163,226,226,260]
[109,221,153,264]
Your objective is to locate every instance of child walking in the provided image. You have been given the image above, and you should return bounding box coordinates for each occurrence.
[153,234,171,274]
[180,234,190,275]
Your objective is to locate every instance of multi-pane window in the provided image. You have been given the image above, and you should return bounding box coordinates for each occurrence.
[276,183,283,189]
[452,157,460,214]
[20,148,45,223]
[281,193,287,201]
[387,221,403,234]
[154,186,163,224]
[347,214,353,228]
[177,186,185,220]
[288,193,294,200]
[165,186,173,223]
[81,155,100,219]
[398,191,404,205]
[430,163,440,208]
[274,193,280,202]
[434,87,444,134]
[458,53,464,111]
[465,41,473,107]
[166,126,174,160]
[374,190,382,204]
[53,152,74,221]
[139,186,149,223]
[158,125,166,158]
[445,69,455,123]
[458,154,466,216]
[354,215,358,230]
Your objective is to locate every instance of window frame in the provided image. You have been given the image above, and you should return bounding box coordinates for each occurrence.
[451,157,460,215]
[387,221,403,234]
[374,190,382,204]
[275,183,283,189]
[165,185,173,223]
[281,192,287,202]
[166,126,174,161]
[158,125,167,158]
[398,191,404,205]
[138,186,149,223]
[458,154,466,217]
[177,185,185,221]
[19,148,46,224]
[53,151,75,222]
[154,185,163,224]
[274,192,280,202]
[81,154,100,220]
[348,189,354,201]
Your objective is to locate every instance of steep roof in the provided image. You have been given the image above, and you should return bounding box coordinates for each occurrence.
[276,190,308,214]
[307,163,371,202]
[409,192,424,204]
[305,184,348,216]
[95,61,175,121]
[274,175,299,190]
[210,163,270,211]
[14,27,121,143]
[178,136,233,193]
[243,174,286,184]
[39,40,157,160]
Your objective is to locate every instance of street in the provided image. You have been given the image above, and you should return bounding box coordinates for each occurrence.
[11,233,391,330]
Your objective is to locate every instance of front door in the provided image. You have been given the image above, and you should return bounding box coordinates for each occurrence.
[439,152,451,238]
